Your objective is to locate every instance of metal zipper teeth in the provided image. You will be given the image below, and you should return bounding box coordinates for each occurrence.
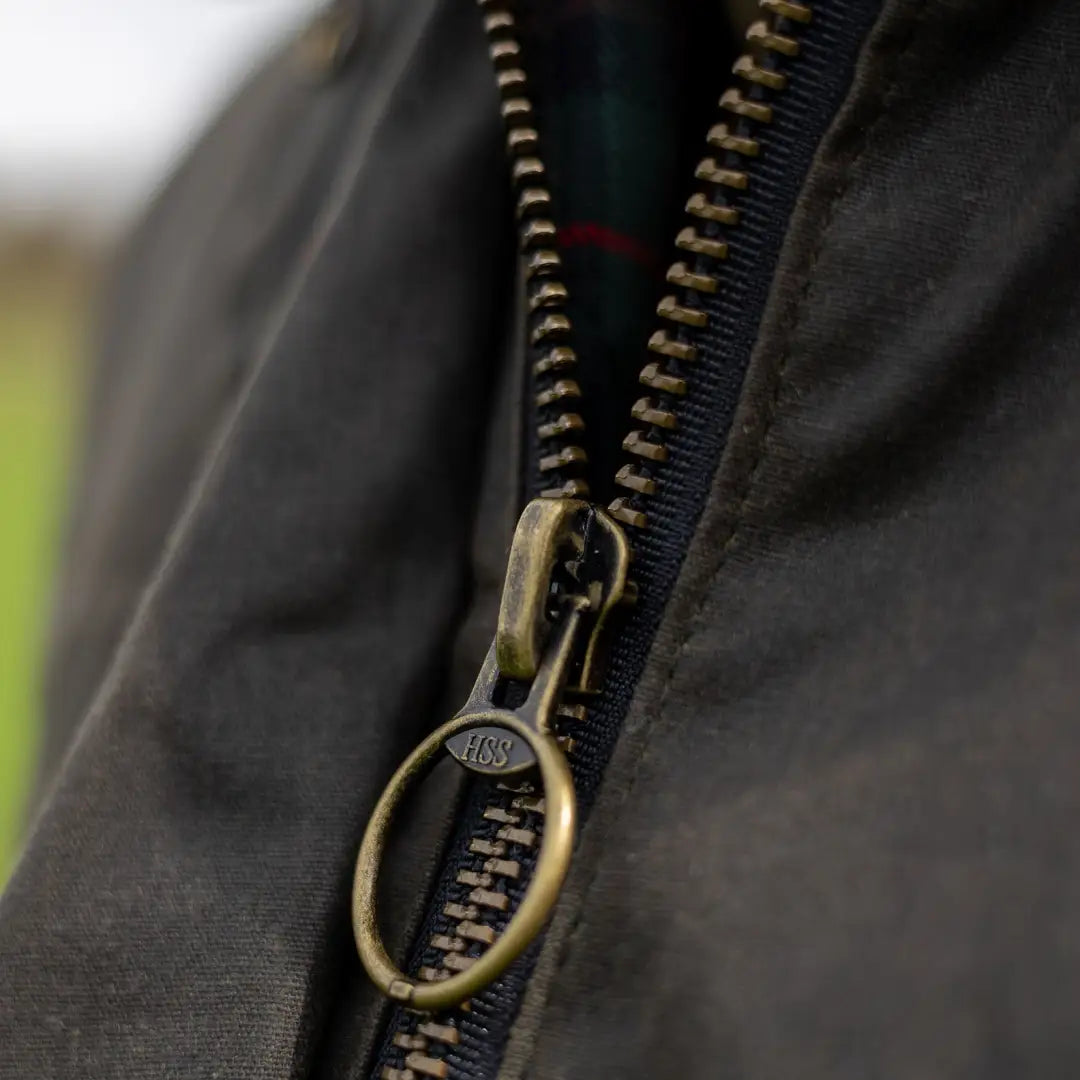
[608,0,813,531]
[380,790,550,1080]
[376,9,597,1074]
[375,3,814,1077]
[377,753,583,1079]
[481,0,592,501]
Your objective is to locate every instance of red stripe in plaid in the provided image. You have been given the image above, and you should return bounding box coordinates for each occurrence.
[558,221,659,269]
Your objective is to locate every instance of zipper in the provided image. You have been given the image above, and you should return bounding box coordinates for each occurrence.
[356,0,880,1075]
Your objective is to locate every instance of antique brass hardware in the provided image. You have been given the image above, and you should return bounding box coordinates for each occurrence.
[353,499,630,1010]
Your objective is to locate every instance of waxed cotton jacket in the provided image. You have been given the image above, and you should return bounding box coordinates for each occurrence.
[4,0,1080,1077]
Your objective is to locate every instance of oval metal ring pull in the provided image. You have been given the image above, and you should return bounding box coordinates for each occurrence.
[352,500,630,1011]
[351,708,575,1012]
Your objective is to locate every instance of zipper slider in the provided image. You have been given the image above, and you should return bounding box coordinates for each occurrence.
[494,497,632,695]
[352,498,631,1011]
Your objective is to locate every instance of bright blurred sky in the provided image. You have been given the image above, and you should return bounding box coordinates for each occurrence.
[0,0,323,236]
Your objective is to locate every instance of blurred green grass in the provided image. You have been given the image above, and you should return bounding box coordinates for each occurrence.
[0,250,84,880]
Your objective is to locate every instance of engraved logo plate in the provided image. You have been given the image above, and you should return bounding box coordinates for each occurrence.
[445,726,537,775]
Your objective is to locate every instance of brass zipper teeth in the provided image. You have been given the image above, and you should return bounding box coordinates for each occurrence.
[379,724,584,1075]
[380,2,812,1073]
[389,715,579,990]
[609,0,812,531]
[379,784,556,1078]
[480,0,590,502]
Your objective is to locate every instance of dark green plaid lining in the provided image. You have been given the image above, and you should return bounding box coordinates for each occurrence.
[520,0,734,493]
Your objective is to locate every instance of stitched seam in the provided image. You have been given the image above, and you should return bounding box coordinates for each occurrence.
[516,3,932,1076]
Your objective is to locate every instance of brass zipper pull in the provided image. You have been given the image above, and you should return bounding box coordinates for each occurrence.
[352,498,630,1011]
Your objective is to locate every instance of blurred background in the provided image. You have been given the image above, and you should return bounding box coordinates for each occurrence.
[0,0,323,880]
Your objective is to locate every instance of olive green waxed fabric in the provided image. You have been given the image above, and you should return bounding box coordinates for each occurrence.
[38,16,399,785]
[1,0,512,1075]
[507,2,1080,1076]
[6,0,1080,1078]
